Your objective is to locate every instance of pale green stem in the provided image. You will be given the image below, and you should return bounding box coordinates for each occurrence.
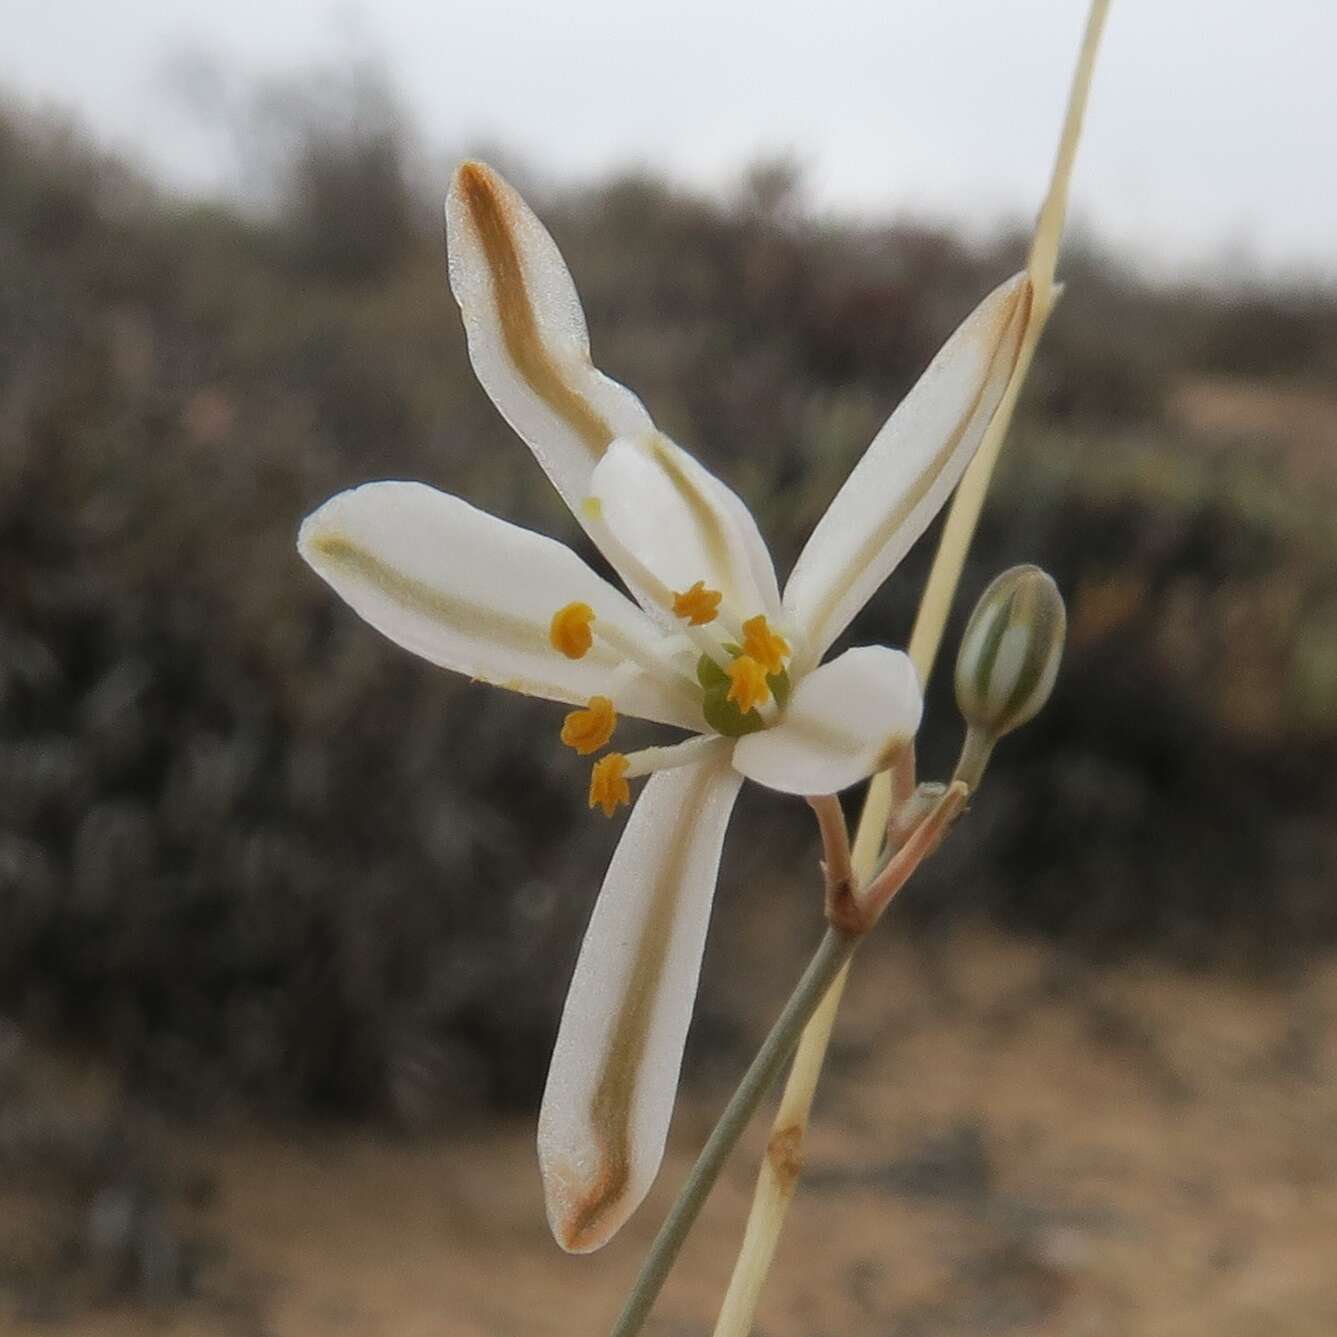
[952,726,997,793]
[607,927,858,1337]
[712,7,1111,1332]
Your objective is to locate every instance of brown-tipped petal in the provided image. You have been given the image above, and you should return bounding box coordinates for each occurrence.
[782,273,1034,667]
[298,481,700,730]
[538,746,741,1251]
[446,161,656,512]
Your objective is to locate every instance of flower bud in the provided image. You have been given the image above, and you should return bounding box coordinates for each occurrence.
[955,565,1066,740]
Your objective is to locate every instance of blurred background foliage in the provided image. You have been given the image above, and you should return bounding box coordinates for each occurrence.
[2,60,1337,1145]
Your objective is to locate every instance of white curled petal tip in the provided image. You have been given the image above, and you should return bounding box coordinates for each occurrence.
[589,434,782,624]
[783,273,1034,665]
[297,480,699,729]
[731,646,922,796]
[445,161,656,509]
[538,747,742,1252]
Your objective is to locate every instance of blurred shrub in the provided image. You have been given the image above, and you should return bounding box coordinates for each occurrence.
[1,85,1336,1120]
[246,61,423,282]
[1196,286,1337,380]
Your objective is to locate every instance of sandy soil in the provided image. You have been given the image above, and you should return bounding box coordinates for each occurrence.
[4,928,1336,1336]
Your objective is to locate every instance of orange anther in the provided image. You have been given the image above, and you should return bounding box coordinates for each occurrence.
[550,602,596,659]
[588,753,632,817]
[725,655,771,714]
[672,581,723,626]
[741,615,790,675]
[561,696,618,756]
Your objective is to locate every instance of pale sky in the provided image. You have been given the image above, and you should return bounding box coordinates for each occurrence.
[5,0,1335,278]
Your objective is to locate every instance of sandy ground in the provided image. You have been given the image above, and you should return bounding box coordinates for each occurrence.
[3,928,1337,1337]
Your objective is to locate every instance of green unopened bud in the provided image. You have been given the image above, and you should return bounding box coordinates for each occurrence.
[956,565,1066,736]
[953,565,1066,788]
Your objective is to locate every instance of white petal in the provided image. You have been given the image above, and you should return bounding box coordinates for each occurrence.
[538,747,742,1252]
[298,481,700,729]
[590,434,782,625]
[732,646,922,795]
[783,273,1034,664]
[446,161,655,510]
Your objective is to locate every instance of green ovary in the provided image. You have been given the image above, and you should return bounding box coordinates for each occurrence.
[696,651,791,738]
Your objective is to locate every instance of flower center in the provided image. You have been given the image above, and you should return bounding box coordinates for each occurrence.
[546,585,794,812]
[696,645,792,738]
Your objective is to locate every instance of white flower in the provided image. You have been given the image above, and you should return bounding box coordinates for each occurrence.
[298,161,1034,1253]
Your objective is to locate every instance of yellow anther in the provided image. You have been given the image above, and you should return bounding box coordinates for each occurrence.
[550,601,595,659]
[672,580,723,626]
[561,696,618,756]
[588,753,631,817]
[741,615,790,675]
[725,655,771,714]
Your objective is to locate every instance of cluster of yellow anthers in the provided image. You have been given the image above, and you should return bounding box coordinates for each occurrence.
[550,591,792,816]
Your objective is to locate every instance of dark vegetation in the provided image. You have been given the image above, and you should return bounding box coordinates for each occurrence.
[2,76,1337,1125]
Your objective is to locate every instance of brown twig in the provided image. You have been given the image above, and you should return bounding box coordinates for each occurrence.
[858,781,968,925]
[807,795,859,937]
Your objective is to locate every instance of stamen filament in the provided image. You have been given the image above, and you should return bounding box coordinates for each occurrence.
[685,625,734,673]
[621,734,720,779]
[594,620,704,707]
